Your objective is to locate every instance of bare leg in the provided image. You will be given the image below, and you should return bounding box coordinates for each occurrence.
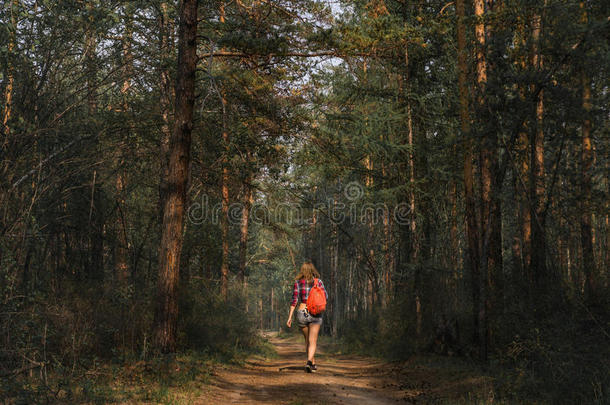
[300,326,309,358]
[307,323,321,364]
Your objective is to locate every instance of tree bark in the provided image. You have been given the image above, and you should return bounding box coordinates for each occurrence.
[383,175,394,307]
[159,1,174,221]
[517,126,532,282]
[154,0,198,354]
[331,198,339,337]
[404,45,422,338]
[474,0,489,360]
[450,182,459,307]
[484,0,505,341]
[238,177,253,289]
[457,0,481,348]
[220,129,230,300]
[116,7,134,285]
[333,228,339,335]
[580,2,595,299]
[405,48,417,261]
[219,1,230,301]
[601,211,610,288]
[1,0,17,142]
[84,2,104,280]
[530,9,547,293]
[115,172,129,284]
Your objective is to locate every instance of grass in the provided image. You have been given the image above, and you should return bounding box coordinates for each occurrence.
[104,352,213,404]
[274,327,502,403]
[253,335,279,360]
[7,324,595,404]
[2,333,282,404]
[1,351,227,404]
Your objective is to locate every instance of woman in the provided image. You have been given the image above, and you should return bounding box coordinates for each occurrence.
[286,261,328,373]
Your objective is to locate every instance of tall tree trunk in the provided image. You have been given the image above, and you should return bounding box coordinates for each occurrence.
[333,226,339,336]
[219,1,230,301]
[363,156,378,310]
[579,2,595,299]
[270,288,274,329]
[220,125,230,300]
[347,256,353,319]
[116,7,134,285]
[159,1,174,220]
[404,45,421,337]
[514,21,531,288]
[84,2,103,280]
[517,128,532,283]
[154,0,197,354]
[457,0,481,347]
[115,172,129,283]
[238,177,253,289]
[1,0,17,141]
[600,211,610,288]
[450,182,459,307]
[361,60,379,312]
[558,209,567,281]
[511,177,524,286]
[404,49,418,262]
[484,0,504,342]
[530,9,547,293]
[383,178,393,307]
[330,198,339,337]
[474,0,489,360]
[599,153,610,288]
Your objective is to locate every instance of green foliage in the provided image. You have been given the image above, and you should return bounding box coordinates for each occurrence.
[494,301,609,404]
[0,0,608,403]
[1,349,216,404]
[0,280,269,403]
[179,280,262,360]
[339,311,384,356]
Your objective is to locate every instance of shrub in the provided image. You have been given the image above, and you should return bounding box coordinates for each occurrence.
[179,280,262,360]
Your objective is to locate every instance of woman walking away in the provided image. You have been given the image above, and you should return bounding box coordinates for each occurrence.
[286,261,328,373]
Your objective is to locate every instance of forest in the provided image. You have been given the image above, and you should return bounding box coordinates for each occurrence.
[1,0,608,403]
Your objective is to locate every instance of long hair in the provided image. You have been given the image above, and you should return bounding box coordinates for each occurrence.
[295,261,320,282]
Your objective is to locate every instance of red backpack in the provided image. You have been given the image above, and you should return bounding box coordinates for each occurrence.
[306,278,327,316]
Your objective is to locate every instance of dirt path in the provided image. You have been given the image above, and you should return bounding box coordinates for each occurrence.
[199,333,403,404]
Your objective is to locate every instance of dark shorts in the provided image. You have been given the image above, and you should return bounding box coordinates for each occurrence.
[296,309,323,328]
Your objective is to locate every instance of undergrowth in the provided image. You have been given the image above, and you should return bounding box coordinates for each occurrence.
[1,278,267,404]
[331,293,609,404]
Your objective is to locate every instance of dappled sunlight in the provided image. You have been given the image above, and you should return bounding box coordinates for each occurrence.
[202,334,499,404]
[1,0,606,403]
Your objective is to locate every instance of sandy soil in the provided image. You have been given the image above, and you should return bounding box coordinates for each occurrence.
[198,333,405,404]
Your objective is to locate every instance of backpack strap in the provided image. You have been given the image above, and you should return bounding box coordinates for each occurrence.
[313,278,319,287]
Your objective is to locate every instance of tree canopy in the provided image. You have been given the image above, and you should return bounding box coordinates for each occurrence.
[1,0,608,403]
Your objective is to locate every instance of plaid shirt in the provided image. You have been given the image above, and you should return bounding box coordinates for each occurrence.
[290,278,328,306]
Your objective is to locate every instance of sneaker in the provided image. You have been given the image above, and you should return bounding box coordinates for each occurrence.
[310,363,317,373]
[305,360,313,373]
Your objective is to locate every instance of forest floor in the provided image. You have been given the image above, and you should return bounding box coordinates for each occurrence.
[198,332,494,404]
[1,331,496,405]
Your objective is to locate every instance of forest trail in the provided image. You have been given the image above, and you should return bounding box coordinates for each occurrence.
[200,332,405,404]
